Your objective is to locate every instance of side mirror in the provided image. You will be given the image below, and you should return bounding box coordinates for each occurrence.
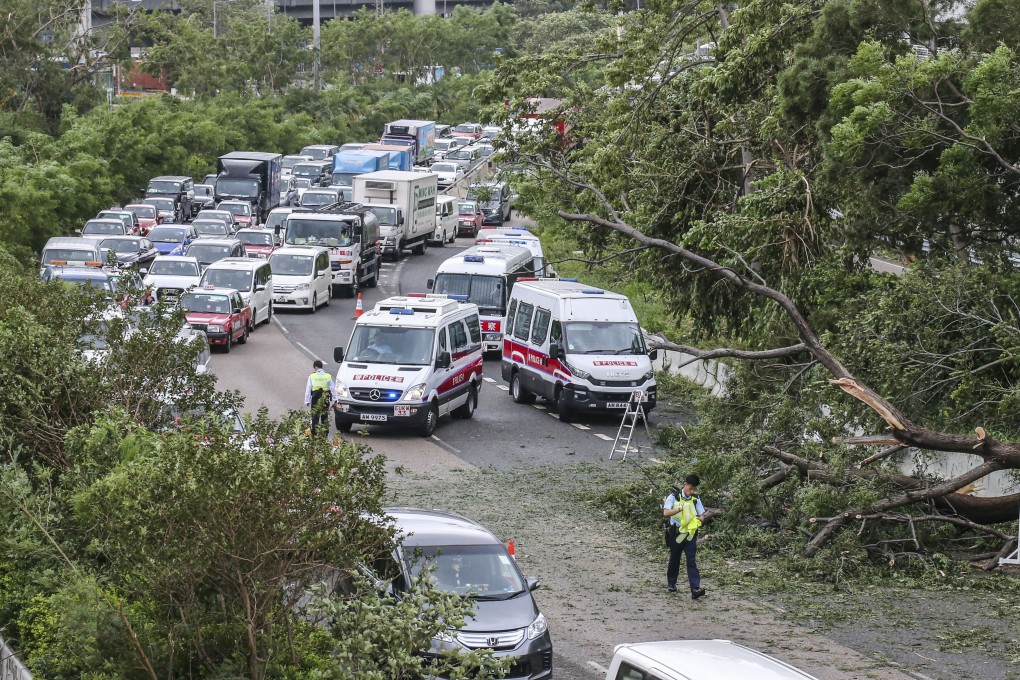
[195,364,209,376]
[526,576,541,592]
[333,346,345,363]
[139,268,148,276]
[649,348,659,361]
[435,351,451,369]
[75,228,83,234]
[549,343,564,360]
[396,209,404,224]
[426,278,434,290]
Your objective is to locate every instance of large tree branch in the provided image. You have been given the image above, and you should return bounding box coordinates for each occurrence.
[647,338,808,368]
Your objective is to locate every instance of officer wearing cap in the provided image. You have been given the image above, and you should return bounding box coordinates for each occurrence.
[304,359,337,437]
[663,474,707,599]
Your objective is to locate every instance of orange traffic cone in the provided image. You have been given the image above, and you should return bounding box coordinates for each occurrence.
[507,539,516,559]
[352,292,364,320]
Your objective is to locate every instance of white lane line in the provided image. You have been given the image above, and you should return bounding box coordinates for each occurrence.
[294,342,324,363]
[594,433,613,441]
[532,404,546,410]
[272,316,289,334]
[430,435,462,454]
[587,661,608,676]
[649,457,664,464]
[547,413,559,419]
[483,377,497,383]
[571,423,591,430]
[497,385,509,391]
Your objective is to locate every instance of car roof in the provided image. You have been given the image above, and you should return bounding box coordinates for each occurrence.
[188,238,241,247]
[87,218,125,225]
[385,508,499,547]
[152,255,199,264]
[204,257,259,270]
[45,236,103,247]
[613,641,820,680]
[125,203,154,209]
[150,175,190,181]
[100,235,143,242]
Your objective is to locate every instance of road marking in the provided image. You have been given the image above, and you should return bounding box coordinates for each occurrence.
[587,661,608,675]
[483,377,497,383]
[547,413,559,419]
[496,385,509,391]
[294,342,324,363]
[430,435,461,454]
[532,404,546,410]
[594,433,613,441]
[272,316,289,334]
[571,423,590,430]
[649,457,664,464]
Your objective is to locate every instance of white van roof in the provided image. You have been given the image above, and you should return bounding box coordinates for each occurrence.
[360,294,476,328]
[435,244,532,277]
[612,640,820,680]
[512,279,636,323]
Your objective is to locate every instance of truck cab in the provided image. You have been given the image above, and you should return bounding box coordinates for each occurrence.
[284,202,381,298]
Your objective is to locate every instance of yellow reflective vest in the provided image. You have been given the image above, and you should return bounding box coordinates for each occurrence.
[672,494,702,543]
[309,371,332,396]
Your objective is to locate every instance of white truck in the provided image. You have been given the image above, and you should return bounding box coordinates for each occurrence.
[283,203,382,298]
[353,171,438,261]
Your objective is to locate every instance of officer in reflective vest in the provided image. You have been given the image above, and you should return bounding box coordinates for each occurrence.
[304,359,337,437]
[663,474,707,599]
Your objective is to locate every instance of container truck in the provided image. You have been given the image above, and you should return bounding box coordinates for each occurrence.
[331,150,391,187]
[353,170,438,261]
[215,152,282,223]
[363,143,413,172]
[381,119,435,166]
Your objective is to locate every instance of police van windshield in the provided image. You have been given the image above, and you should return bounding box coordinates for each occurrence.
[368,206,397,226]
[406,544,525,598]
[285,218,354,247]
[202,269,252,292]
[562,322,645,355]
[346,326,435,365]
[433,274,504,315]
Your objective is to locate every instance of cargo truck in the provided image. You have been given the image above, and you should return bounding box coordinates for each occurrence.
[353,171,438,261]
[363,143,413,172]
[215,152,282,224]
[284,201,382,297]
[331,150,391,187]
[381,119,436,166]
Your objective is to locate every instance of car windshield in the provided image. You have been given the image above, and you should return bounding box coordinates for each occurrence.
[238,231,274,247]
[194,222,229,236]
[433,274,505,315]
[129,205,156,218]
[99,212,130,223]
[195,185,213,196]
[149,259,199,277]
[265,212,290,232]
[221,203,251,216]
[435,140,455,151]
[300,147,331,161]
[216,178,259,198]
[367,207,397,226]
[181,294,230,314]
[446,150,471,160]
[149,198,175,211]
[101,238,139,253]
[301,191,338,207]
[406,544,525,598]
[293,178,312,189]
[83,221,123,235]
[346,326,435,365]
[285,218,354,247]
[292,163,322,178]
[201,269,252,292]
[148,227,186,243]
[432,163,457,173]
[186,244,231,264]
[148,180,182,194]
[54,274,113,292]
[453,124,477,134]
[458,203,477,216]
[562,322,646,355]
[269,253,314,276]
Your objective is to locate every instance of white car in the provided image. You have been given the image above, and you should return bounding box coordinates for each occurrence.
[142,256,202,301]
[269,246,332,312]
[605,640,820,680]
[281,154,313,181]
[430,162,465,188]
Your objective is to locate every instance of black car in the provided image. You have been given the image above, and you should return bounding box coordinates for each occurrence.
[193,184,217,212]
[99,236,158,269]
[375,508,553,680]
[468,182,512,226]
[146,175,195,221]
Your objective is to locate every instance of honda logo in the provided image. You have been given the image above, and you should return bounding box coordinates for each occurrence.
[487,636,500,647]
[369,389,381,401]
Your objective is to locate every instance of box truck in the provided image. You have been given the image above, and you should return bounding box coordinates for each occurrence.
[331,150,391,187]
[381,119,436,165]
[215,152,282,224]
[363,143,414,172]
[353,171,438,261]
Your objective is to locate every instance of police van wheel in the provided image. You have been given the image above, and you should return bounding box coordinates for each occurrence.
[511,373,535,404]
[418,402,439,437]
[555,388,573,423]
[453,384,477,419]
[336,420,352,434]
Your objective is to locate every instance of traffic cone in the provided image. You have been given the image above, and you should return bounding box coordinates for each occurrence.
[352,293,364,320]
[507,539,516,559]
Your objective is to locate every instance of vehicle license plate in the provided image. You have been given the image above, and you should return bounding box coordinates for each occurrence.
[361,414,387,422]
[275,296,287,303]
[394,405,410,417]
[607,402,628,409]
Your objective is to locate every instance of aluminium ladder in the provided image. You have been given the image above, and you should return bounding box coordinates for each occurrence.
[609,390,651,461]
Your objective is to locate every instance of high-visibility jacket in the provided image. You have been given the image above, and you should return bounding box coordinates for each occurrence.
[309,371,332,402]
[672,494,702,543]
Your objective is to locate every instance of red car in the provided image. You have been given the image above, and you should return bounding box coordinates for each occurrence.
[218,200,256,228]
[451,123,483,141]
[179,286,252,352]
[456,200,484,237]
[236,228,278,259]
[125,204,162,235]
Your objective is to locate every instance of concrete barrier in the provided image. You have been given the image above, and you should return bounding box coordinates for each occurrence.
[0,634,32,680]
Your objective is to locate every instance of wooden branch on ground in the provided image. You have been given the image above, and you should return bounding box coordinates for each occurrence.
[975,537,1018,571]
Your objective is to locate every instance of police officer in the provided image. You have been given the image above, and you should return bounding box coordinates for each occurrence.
[663,474,706,599]
[304,359,337,437]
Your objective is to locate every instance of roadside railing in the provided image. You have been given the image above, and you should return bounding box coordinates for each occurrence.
[0,634,32,680]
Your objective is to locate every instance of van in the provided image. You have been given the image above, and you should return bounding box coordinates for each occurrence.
[199,257,274,326]
[429,245,534,353]
[332,294,484,436]
[467,182,511,225]
[476,227,551,276]
[500,279,657,422]
[432,196,457,245]
[269,246,332,312]
[40,236,107,270]
[605,640,820,680]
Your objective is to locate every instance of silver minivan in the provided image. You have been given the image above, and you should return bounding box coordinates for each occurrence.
[198,257,274,326]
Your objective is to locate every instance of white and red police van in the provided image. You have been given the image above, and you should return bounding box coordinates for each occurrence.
[475,227,552,277]
[429,244,533,353]
[332,294,484,436]
[500,279,657,422]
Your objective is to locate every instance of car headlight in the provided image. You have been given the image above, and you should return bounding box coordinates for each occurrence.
[527,612,548,640]
[335,380,349,399]
[565,362,591,380]
[403,383,427,402]
[641,369,654,382]
[296,283,310,291]
[208,324,224,333]
[255,253,268,259]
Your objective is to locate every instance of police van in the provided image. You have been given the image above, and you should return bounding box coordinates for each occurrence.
[476,227,552,277]
[428,244,533,353]
[332,294,484,436]
[500,279,657,422]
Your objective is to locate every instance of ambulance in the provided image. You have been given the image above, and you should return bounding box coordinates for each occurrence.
[500,279,657,422]
[475,227,552,277]
[332,294,484,436]
[428,244,533,353]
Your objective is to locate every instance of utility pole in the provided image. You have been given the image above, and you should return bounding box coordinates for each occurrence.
[267,0,272,34]
[213,0,218,38]
[312,0,321,90]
